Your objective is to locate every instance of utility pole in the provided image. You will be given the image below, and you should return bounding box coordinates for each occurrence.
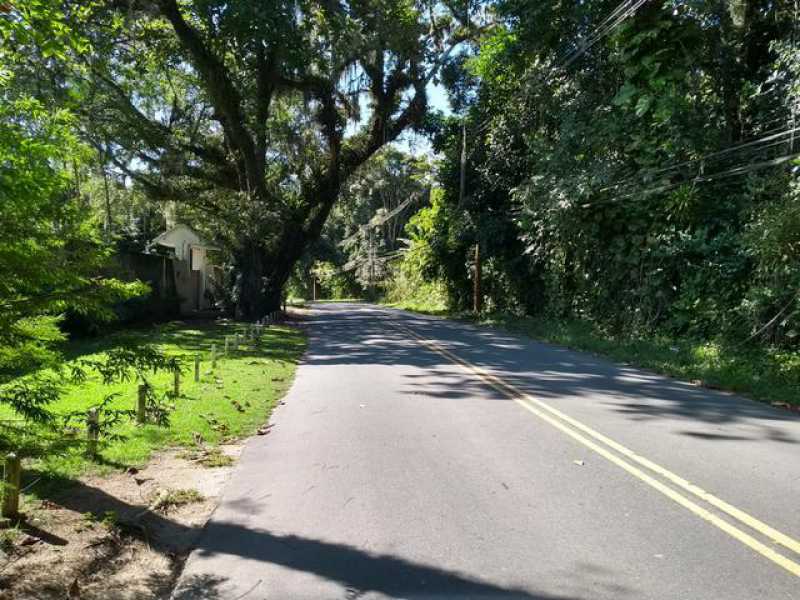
[473,242,482,314]
[459,118,482,315]
[459,119,467,206]
[368,227,376,296]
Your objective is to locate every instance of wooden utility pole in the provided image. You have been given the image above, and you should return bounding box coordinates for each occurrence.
[459,120,467,206]
[473,242,482,314]
[459,118,482,314]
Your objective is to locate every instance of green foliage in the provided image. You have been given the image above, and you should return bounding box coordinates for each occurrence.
[0,96,144,380]
[295,148,432,297]
[9,322,306,486]
[0,343,183,454]
[17,0,471,317]
[310,261,354,299]
[414,0,800,362]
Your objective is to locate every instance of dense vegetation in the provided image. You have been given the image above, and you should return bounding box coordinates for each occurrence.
[298,1,800,404]
[391,2,800,354]
[13,0,469,318]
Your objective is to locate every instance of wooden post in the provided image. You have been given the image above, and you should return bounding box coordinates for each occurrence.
[234,333,240,350]
[194,354,200,382]
[137,384,147,424]
[211,344,217,369]
[224,336,230,355]
[174,370,181,397]
[2,453,21,520]
[86,408,100,458]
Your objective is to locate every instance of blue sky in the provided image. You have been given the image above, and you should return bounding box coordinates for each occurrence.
[393,81,452,157]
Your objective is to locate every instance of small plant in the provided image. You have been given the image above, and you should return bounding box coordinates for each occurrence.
[198,448,234,468]
[0,526,20,554]
[100,510,118,529]
[151,488,204,512]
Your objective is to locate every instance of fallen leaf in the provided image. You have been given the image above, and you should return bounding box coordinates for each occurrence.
[573,460,585,467]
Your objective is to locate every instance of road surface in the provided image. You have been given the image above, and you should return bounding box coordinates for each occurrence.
[172,303,800,599]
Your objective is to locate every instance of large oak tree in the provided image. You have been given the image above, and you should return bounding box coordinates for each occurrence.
[75,0,471,317]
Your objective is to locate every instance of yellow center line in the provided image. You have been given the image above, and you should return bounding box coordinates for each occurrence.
[388,319,800,578]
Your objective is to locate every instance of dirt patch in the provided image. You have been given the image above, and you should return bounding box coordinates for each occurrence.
[0,444,242,600]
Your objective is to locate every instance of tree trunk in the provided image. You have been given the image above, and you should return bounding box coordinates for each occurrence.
[235,246,293,319]
[234,217,321,318]
[233,152,344,319]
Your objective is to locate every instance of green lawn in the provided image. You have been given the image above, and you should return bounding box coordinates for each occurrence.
[3,320,306,494]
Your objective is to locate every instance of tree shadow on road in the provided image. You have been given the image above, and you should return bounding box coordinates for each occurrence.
[20,474,619,600]
[303,304,800,444]
[175,520,616,600]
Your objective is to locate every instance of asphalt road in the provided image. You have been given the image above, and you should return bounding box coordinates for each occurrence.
[172,303,800,600]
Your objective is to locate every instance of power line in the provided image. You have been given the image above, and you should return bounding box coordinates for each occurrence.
[468,0,651,154]
[597,125,800,194]
[580,149,800,210]
[558,0,650,70]
[340,191,426,247]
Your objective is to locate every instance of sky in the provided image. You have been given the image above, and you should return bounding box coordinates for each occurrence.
[393,82,452,158]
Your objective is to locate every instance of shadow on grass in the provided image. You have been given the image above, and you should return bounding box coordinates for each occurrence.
[60,319,301,362]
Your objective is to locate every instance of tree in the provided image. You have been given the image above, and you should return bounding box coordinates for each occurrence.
[420,0,800,343]
[59,0,473,317]
[0,5,144,429]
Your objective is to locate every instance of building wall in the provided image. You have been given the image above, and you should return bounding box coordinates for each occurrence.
[112,252,180,321]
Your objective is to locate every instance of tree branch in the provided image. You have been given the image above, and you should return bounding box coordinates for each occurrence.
[157,0,265,197]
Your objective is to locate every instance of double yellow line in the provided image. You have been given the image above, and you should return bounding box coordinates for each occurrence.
[389,319,800,578]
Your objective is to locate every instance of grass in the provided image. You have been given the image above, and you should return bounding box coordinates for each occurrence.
[389,301,800,409]
[151,488,205,511]
[3,319,306,498]
[385,298,449,316]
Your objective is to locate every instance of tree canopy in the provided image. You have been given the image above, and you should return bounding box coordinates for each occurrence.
[409,0,800,349]
[25,0,473,317]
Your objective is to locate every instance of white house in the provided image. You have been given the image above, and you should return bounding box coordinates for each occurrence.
[150,224,219,314]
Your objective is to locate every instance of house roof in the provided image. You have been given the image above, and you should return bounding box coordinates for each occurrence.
[151,224,218,251]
